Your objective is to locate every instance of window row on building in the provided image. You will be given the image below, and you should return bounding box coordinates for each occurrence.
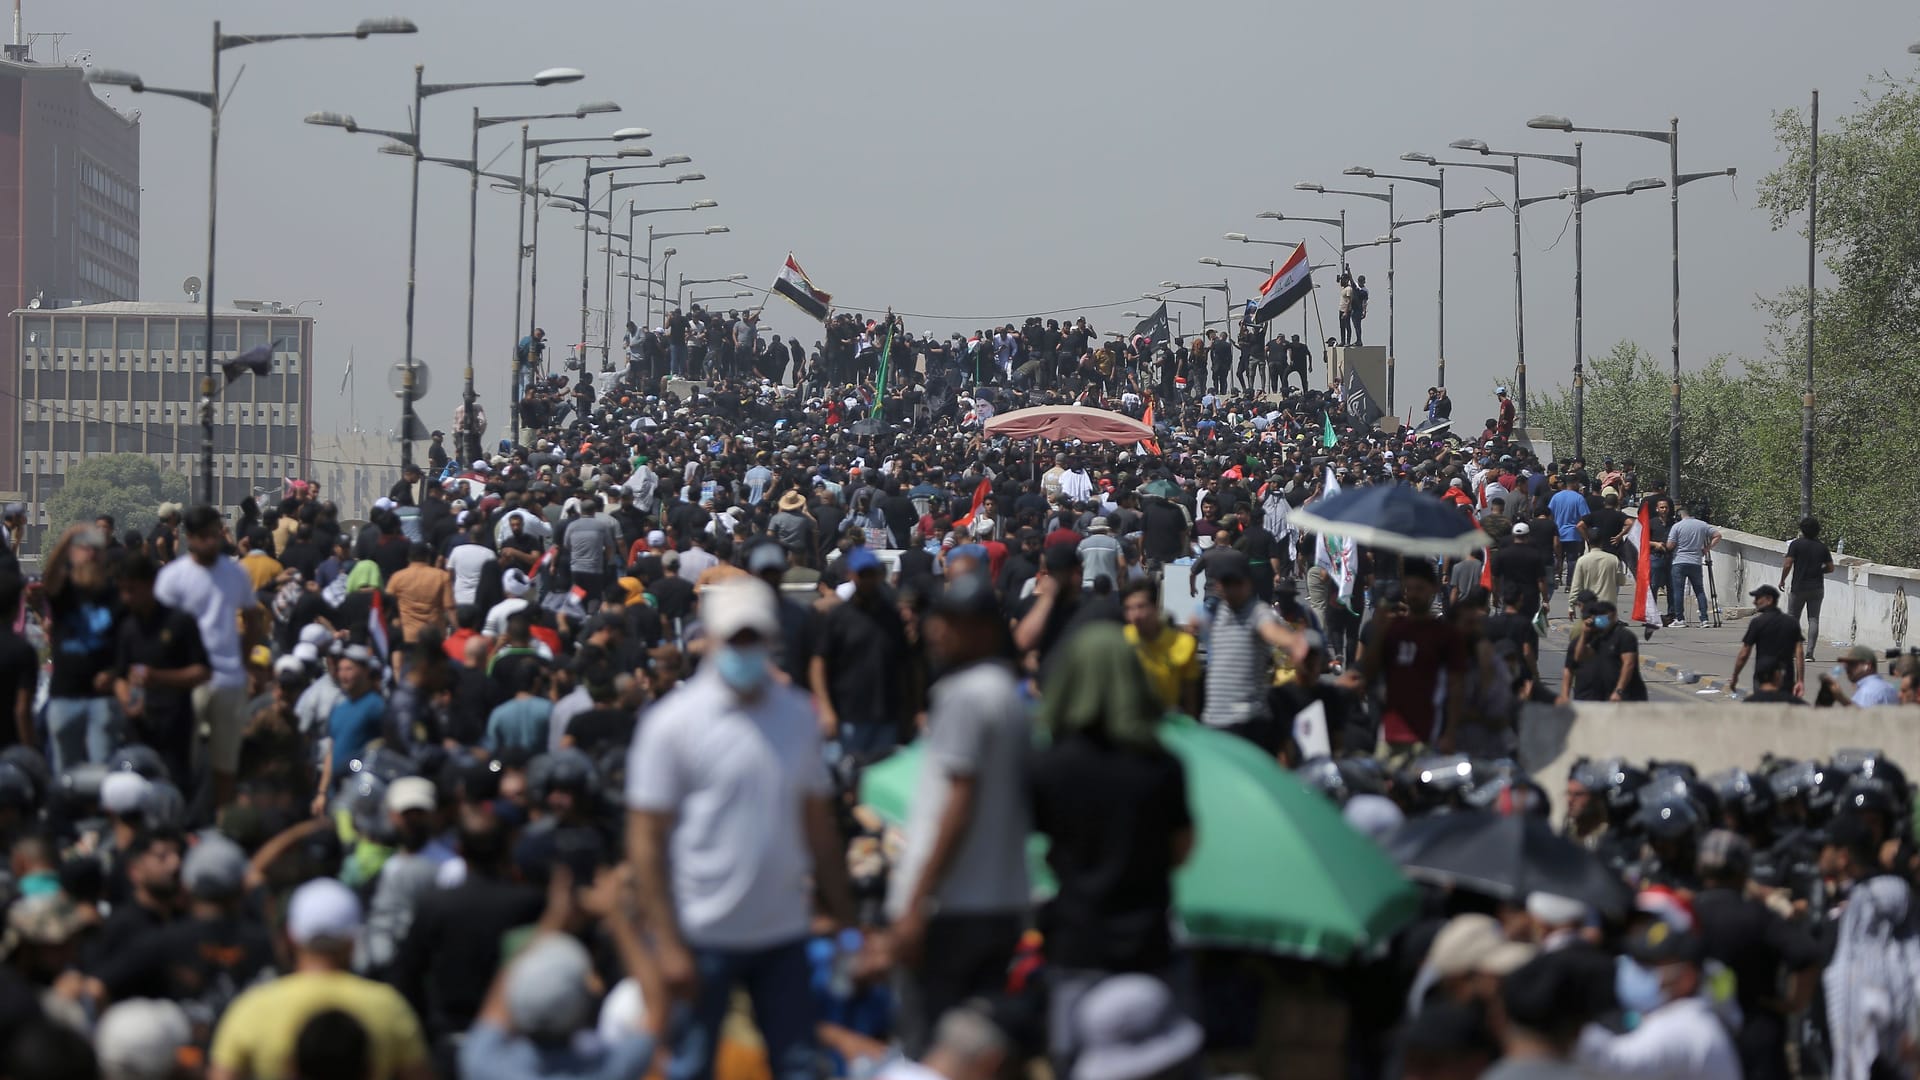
[18,420,304,456]
[19,365,305,405]
[24,316,307,353]
[77,155,137,216]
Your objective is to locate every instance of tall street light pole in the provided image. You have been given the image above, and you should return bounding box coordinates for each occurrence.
[1389,198,1507,396]
[311,64,585,472]
[1297,181,1397,409]
[1450,139,1583,436]
[1352,164,1445,388]
[1560,173,1668,458]
[645,225,729,325]
[1529,114,1736,501]
[1405,151,1518,417]
[85,15,417,508]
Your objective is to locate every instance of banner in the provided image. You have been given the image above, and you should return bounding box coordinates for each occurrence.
[1313,466,1356,604]
[772,254,832,321]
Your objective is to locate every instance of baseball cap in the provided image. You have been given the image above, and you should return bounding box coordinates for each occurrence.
[646,529,667,548]
[1749,584,1780,601]
[298,624,334,649]
[1070,974,1203,1080]
[1511,521,1531,536]
[94,999,191,1080]
[384,776,437,816]
[1495,385,1509,395]
[1841,644,1879,663]
[182,832,249,900]
[844,546,883,575]
[700,579,780,642]
[1426,914,1537,978]
[1625,919,1703,966]
[286,878,363,947]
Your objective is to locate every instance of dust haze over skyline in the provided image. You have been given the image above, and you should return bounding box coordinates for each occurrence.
[57,0,1919,456]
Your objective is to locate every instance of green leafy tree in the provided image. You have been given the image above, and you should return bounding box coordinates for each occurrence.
[42,454,191,542]
[1755,74,1920,564]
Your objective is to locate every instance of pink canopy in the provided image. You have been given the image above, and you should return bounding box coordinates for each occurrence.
[982,404,1154,444]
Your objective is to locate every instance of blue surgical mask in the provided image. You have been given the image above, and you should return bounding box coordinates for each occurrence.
[714,644,771,695]
[1614,956,1667,1017]
[1593,615,1614,630]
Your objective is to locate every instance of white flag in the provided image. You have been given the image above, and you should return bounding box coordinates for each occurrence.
[1313,466,1357,604]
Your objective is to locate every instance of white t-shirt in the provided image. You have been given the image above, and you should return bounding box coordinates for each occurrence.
[155,554,258,690]
[625,669,830,949]
[887,662,1030,920]
[483,597,529,638]
[444,542,495,607]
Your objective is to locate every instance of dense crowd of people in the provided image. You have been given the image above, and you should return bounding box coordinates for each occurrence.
[0,308,1911,1080]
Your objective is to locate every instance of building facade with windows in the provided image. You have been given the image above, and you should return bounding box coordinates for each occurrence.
[10,302,313,546]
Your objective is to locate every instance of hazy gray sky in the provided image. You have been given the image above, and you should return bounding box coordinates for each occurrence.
[58,0,1919,443]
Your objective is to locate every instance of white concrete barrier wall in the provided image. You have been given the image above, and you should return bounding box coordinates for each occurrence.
[1708,527,1920,653]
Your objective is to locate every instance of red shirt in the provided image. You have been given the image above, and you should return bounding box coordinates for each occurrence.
[980,540,1010,581]
[1377,616,1469,746]
[1045,528,1083,550]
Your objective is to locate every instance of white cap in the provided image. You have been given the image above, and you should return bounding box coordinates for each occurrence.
[372,497,396,512]
[286,878,363,946]
[384,776,437,815]
[646,530,667,548]
[293,641,321,664]
[700,579,780,642]
[1512,521,1531,536]
[1526,892,1591,926]
[94,999,192,1080]
[502,569,532,597]
[101,772,153,816]
[298,623,333,648]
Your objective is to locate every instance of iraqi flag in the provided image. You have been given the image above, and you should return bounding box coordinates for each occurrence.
[951,477,993,529]
[368,589,391,666]
[1627,501,1659,625]
[772,254,832,321]
[1253,243,1313,325]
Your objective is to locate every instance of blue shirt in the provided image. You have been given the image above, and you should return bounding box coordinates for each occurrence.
[486,696,553,753]
[459,1021,655,1080]
[328,691,388,773]
[1853,673,1901,707]
[1548,489,1589,542]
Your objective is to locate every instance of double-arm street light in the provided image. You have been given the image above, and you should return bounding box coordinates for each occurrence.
[638,210,720,323]
[1449,138,1586,433]
[1388,195,1506,391]
[1256,210,1346,268]
[691,290,755,307]
[520,133,651,370]
[634,224,726,328]
[85,15,417,506]
[1159,281,1232,335]
[1297,182,1400,407]
[679,274,750,311]
[1350,165,1447,390]
[383,100,619,456]
[1558,174,1667,457]
[309,63,585,470]
[1528,114,1736,501]
[551,159,668,365]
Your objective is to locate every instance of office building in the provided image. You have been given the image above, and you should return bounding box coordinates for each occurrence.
[11,301,314,548]
[0,44,142,517]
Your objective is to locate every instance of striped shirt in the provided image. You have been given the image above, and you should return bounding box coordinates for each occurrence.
[1201,599,1278,727]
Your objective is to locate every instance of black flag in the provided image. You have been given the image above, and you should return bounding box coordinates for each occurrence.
[1343,365,1383,427]
[1132,302,1170,349]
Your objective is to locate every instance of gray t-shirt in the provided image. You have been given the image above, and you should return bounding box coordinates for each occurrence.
[887,661,1030,919]
[566,515,618,573]
[1448,557,1483,600]
[1079,534,1124,588]
[1201,599,1278,728]
[1667,517,1718,566]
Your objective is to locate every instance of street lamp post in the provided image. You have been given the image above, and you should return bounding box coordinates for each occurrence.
[1529,114,1735,499]
[1559,173,1668,457]
[1353,164,1446,389]
[642,216,724,324]
[86,15,417,507]
[311,63,584,472]
[1404,151,1522,418]
[1387,197,1506,409]
[1448,139,1584,435]
[1297,181,1399,409]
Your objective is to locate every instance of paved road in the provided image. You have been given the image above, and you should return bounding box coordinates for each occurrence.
[1534,608,1830,705]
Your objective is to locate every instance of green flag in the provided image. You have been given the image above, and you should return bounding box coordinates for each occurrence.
[1322,412,1337,449]
[870,321,895,418]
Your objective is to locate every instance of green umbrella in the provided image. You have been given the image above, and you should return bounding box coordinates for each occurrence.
[860,716,1419,962]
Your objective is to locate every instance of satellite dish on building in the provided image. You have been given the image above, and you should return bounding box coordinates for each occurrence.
[182,276,202,302]
[388,360,431,400]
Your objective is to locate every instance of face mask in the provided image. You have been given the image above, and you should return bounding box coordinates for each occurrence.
[1593,615,1614,630]
[1614,956,1668,1016]
[715,644,771,695]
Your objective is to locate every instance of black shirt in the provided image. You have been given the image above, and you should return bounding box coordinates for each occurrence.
[565,707,636,756]
[1581,507,1629,555]
[0,631,36,747]
[1490,544,1549,612]
[1693,886,1820,1080]
[814,590,909,735]
[47,583,120,698]
[1785,536,1832,594]
[649,574,696,625]
[93,913,274,1009]
[1565,624,1646,701]
[1140,500,1189,564]
[1481,612,1540,677]
[394,876,545,1039]
[1741,608,1803,688]
[1029,733,1191,971]
[114,603,209,751]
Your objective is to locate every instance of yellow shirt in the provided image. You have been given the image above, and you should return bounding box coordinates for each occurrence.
[210,970,427,1080]
[1125,623,1199,711]
[241,551,284,593]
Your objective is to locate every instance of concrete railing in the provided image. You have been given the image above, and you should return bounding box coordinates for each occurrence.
[1704,527,1920,652]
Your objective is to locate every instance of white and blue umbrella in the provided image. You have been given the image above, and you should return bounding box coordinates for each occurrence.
[1286,482,1488,558]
